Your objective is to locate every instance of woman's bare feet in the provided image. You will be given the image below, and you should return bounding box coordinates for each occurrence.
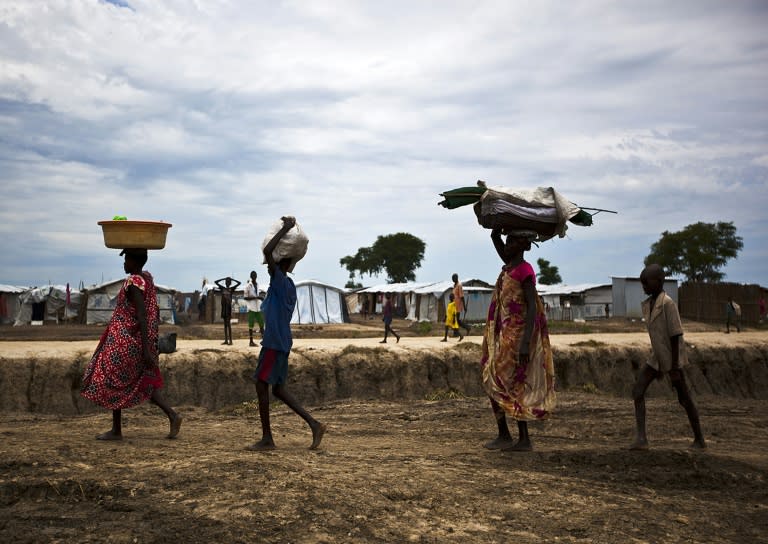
[310,422,327,450]
[167,413,183,439]
[246,437,276,451]
[690,438,707,449]
[483,436,515,450]
[502,439,533,452]
[96,430,122,441]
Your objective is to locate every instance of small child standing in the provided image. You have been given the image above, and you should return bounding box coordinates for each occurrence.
[441,293,463,342]
[215,276,241,345]
[630,263,706,450]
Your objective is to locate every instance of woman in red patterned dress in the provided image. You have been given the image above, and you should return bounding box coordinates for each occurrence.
[81,248,182,440]
[480,228,556,451]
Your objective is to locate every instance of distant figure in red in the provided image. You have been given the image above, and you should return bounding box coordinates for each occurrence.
[81,249,182,441]
[759,296,766,324]
[380,293,400,343]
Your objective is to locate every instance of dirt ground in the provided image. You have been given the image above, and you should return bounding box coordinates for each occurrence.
[1,326,767,543]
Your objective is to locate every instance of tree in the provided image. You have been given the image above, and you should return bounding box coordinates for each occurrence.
[340,233,426,284]
[644,221,743,282]
[536,258,562,285]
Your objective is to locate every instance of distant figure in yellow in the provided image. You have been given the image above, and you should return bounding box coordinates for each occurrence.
[441,293,463,342]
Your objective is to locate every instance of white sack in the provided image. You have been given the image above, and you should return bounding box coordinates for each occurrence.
[261,219,309,273]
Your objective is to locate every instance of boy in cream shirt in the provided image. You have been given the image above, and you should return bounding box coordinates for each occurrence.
[630,264,706,450]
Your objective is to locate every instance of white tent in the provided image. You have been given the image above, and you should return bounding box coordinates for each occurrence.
[291,280,349,324]
[13,285,82,325]
[1,284,27,325]
[84,279,178,325]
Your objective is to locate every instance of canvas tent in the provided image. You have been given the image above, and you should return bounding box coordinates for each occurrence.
[291,280,350,324]
[13,285,82,325]
[83,279,177,325]
[1,284,27,325]
[357,280,493,323]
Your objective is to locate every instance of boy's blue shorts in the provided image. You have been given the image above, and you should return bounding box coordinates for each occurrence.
[253,348,289,385]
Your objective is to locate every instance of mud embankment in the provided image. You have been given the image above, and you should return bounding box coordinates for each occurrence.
[1,342,767,414]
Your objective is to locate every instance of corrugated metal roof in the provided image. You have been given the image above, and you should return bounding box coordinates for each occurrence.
[359,280,492,297]
[537,283,611,295]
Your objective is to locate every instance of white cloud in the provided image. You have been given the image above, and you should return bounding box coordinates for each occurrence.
[0,0,766,289]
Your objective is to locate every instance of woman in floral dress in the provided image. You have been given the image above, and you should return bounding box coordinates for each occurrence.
[81,248,182,440]
[481,228,556,451]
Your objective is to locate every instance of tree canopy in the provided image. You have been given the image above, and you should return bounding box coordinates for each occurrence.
[644,221,743,282]
[536,258,562,285]
[340,233,426,284]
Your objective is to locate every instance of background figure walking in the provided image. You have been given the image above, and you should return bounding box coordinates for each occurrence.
[380,293,400,343]
[215,276,241,345]
[452,273,472,336]
[725,297,741,333]
[442,293,463,342]
[481,229,555,452]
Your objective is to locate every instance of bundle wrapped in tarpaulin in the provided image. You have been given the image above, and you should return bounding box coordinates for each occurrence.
[438,180,601,241]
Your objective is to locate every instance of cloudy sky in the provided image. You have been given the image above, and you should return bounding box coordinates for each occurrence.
[1,0,766,292]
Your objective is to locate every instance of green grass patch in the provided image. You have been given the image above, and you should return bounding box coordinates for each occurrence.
[581,382,600,394]
[425,388,467,401]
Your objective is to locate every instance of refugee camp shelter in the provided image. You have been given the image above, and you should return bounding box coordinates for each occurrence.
[537,283,612,321]
[356,280,493,323]
[13,285,82,325]
[82,279,178,325]
[612,276,678,319]
[291,280,350,324]
[0,284,27,324]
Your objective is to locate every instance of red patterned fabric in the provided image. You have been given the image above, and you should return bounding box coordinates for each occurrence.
[480,261,556,420]
[81,272,163,410]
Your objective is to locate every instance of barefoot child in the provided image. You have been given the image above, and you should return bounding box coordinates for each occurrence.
[481,228,555,451]
[215,276,241,345]
[441,293,463,342]
[630,263,706,450]
[81,249,182,440]
[247,216,326,451]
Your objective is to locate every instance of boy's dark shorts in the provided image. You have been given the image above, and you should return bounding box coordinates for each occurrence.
[253,348,289,385]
